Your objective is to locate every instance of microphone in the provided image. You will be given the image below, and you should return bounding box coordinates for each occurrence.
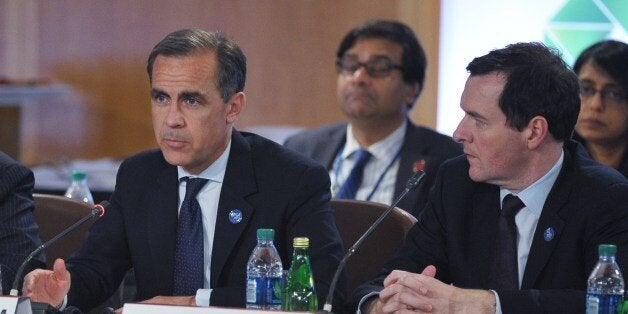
[322,170,426,313]
[9,200,110,296]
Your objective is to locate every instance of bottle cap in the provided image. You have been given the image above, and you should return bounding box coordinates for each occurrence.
[293,237,309,248]
[257,228,274,241]
[599,244,617,256]
[71,170,87,181]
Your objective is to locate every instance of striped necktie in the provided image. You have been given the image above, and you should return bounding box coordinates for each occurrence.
[335,149,372,199]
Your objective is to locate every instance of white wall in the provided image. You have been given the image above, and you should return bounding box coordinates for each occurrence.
[437,0,628,135]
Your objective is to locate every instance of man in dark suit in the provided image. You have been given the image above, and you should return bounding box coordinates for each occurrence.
[284,20,461,217]
[352,43,628,313]
[22,29,345,312]
[0,151,44,295]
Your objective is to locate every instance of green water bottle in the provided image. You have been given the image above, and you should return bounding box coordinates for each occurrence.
[283,237,318,312]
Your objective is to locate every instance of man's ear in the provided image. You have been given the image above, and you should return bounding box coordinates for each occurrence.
[405,82,421,109]
[525,116,549,149]
[226,92,245,124]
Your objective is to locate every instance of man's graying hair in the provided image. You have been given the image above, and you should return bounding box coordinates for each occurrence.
[147,28,246,103]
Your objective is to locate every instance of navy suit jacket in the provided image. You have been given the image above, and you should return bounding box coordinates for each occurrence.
[0,151,44,294]
[283,121,462,216]
[66,131,346,312]
[351,141,628,313]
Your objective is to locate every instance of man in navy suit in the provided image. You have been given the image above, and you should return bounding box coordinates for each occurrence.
[22,29,345,312]
[352,43,628,313]
[0,151,44,295]
[284,20,461,217]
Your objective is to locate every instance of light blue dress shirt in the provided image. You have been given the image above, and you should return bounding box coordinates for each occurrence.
[177,140,231,307]
[331,120,406,205]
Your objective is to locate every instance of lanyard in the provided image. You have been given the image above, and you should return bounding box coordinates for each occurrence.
[332,145,403,201]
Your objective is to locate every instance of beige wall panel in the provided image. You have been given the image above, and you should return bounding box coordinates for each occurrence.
[12,0,440,164]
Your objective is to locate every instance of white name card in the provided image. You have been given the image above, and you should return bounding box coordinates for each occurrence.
[0,296,32,314]
[123,303,293,314]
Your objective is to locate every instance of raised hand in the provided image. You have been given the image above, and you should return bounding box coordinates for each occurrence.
[22,258,71,308]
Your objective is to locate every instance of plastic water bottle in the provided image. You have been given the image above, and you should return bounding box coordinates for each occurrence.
[246,229,283,310]
[283,237,318,312]
[64,170,94,205]
[586,244,624,314]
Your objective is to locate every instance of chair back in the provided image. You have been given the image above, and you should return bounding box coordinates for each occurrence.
[32,194,125,312]
[32,193,95,267]
[331,199,417,294]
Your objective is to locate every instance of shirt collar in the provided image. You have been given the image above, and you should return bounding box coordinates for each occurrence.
[500,149,564,217]
[177,140,231,183]
[343,119,407,160]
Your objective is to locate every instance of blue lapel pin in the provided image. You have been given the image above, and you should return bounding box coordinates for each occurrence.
[229,209,243,224]
[543,227,555,242]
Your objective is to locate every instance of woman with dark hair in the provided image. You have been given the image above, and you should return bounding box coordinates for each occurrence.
[573,40,628,177]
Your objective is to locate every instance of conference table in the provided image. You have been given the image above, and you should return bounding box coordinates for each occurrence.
[10,299,301,314]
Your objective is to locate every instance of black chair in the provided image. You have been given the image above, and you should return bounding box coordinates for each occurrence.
[331,199,417,294]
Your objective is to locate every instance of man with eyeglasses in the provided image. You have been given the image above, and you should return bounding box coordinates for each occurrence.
[284,20,461,217]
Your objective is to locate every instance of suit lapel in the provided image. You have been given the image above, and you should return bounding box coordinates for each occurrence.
[145,163,179,292]
[210,131,257,287]
[318,125,347,170]
[521,149,573,288]
[468,184,501,285]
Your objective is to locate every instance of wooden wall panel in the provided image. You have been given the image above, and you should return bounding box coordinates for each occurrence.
[8,0,441,165]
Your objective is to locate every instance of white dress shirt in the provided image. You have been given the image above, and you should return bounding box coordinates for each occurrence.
[330,120,406,205]
[493,150,564,313]
[177,140,231,307]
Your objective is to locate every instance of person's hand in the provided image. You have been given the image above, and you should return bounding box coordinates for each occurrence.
[370,266,436,313]
[376,265,495,313]
[140,296,196,307]
[22,258,71,308]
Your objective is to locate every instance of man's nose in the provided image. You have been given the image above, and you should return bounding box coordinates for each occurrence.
[452,119,468,143]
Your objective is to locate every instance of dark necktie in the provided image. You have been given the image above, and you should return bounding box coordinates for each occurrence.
[335,149,372,199]
[488,194,525,290]
[173,177,209,295]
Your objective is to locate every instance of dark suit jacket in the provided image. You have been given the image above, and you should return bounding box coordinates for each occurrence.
[283,121,462,216]
[351,141,628,313]
[573,132,628,178]
[66,131,346,312]
[0,151,44,294]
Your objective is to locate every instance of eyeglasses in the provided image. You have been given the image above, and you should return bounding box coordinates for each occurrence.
[336,56,403,78]
[580,85,627,106]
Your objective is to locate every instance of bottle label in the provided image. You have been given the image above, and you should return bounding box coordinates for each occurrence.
[586,293,623,314]
[246,277,282,308]
[266,277,282,306]
[246,278,260,305]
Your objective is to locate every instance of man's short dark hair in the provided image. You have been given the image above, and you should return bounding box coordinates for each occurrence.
[466,42,580,141]
[573,40,628,95]
[147,28,246,103]
[337,20,426,107]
